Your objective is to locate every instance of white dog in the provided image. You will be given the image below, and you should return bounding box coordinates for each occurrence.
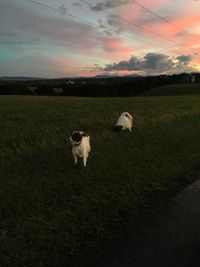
[69,131,91,167]
[115,112,133,132]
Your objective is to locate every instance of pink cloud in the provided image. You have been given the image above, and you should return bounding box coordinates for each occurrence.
[149,14,200,38]
[100,36,144,57]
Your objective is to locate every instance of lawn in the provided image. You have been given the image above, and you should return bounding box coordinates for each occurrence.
[0,95,200,267]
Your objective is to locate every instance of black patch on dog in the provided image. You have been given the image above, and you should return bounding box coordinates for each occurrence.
[114,125,123,132]
[125,113,130,118]
[71,132,82,142]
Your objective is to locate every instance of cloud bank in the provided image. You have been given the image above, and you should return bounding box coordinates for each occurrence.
[100,53,195,75]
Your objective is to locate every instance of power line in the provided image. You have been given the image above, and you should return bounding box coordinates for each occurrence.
[79,0,183,46]
[29,0,179,54]
[130,0,196,39]
[30,0,100,27]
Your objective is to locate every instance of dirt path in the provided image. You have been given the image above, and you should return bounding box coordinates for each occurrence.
[94,179,200,267]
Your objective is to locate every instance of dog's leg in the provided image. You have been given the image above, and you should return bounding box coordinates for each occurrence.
[83,156,87,167]
[74,156,78,165]
[73,151,78,165]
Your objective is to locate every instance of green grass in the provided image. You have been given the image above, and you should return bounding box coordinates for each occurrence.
[141,83,200,96]
[0,95,200,267]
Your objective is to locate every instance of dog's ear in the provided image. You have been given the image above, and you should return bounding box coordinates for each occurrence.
[72,132,82,142]
[125,113,130,118]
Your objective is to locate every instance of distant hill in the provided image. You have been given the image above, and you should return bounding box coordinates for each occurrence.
[0,76,46,81]
[94,74,119,78]
[141,83,200,96]
[93,74,142,78]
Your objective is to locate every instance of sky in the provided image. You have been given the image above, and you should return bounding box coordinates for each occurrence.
[0,0,200,78]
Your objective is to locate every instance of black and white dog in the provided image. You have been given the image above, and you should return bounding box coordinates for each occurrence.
[69,131,91,167]
[115,112,133,132]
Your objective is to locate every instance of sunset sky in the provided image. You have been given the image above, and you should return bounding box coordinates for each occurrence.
[1,0,200,78]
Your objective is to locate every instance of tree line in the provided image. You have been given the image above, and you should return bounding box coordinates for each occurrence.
[0,73,199,97]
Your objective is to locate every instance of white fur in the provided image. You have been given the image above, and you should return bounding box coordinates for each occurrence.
[69,131,91,167]
[115,112,133,132]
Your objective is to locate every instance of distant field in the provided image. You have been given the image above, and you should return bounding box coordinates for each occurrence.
[0,95,200,267]
[141,83,200,96]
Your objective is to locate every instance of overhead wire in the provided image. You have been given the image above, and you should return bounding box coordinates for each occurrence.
[130,0,197,39]
[29,0,179,54]
[79,0,183,46]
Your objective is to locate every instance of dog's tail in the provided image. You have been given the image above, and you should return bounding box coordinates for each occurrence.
[114,125,123,132]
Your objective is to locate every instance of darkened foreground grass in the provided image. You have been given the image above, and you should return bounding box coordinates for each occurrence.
[141,83,200,96]
[0,95,200,267]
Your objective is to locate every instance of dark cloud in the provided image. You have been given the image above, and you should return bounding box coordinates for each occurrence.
[104,56,142,71]
[104,53,174,71]
[102,53,195,74]
[143,53,175,70]
[90,0,131,11]
[176,55,192,65]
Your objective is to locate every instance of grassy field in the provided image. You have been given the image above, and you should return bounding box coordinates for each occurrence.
[141,83,200,96]
[0,95,200,267]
